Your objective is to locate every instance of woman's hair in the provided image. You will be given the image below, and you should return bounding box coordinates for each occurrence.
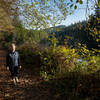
[11,43,16,47]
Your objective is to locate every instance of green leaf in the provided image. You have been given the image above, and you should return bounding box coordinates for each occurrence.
[80,0,83,4]
[70,4,73,8]
[74,5,77,9]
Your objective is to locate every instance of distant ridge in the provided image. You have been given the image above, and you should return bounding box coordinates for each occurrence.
[44,25,66,34]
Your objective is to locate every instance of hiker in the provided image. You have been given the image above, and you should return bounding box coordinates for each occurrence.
[6,43,21,85]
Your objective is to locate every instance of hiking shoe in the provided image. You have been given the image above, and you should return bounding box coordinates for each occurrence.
[15,77,19,82]
[13,78,16,85]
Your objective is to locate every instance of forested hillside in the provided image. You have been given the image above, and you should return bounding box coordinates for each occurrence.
[46,21,99,49]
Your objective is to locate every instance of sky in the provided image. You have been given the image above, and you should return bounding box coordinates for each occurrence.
[60,8,87,26]
[58,0,94,26]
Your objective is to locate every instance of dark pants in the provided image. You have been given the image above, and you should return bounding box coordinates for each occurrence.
[9,66,19,79]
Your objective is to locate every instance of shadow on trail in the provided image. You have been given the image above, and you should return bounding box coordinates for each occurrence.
[0,64,52,100]
[45,71,100,100]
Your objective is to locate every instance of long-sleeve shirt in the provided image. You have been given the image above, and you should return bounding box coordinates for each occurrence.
[6,51,21,67]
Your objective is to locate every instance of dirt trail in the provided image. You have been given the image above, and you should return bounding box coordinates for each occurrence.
[0,47,52,100]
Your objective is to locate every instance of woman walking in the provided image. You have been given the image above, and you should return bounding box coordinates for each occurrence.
[6,43,21,85]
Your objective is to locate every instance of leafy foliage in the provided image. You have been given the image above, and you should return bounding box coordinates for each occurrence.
[88,5,100,48]
[20,0,84,29]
